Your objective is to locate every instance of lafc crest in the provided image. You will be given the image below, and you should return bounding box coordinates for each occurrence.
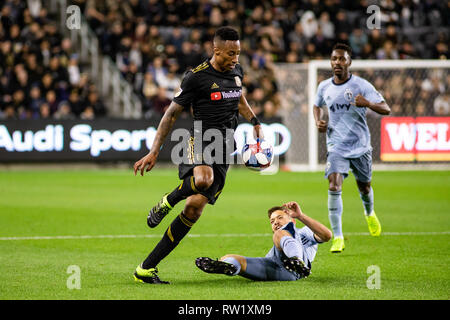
[234,76,241,87]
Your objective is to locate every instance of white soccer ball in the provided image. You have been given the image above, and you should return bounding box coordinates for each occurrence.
[241,140,274,171]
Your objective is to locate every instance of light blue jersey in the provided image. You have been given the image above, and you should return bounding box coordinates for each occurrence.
[265,225,319,270]
[315,74,384,158]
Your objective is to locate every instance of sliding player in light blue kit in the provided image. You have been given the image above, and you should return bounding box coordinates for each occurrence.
[196,201,331,281]
[313,43,391,253]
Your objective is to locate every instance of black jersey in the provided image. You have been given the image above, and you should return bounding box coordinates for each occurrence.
[173,60,244,134]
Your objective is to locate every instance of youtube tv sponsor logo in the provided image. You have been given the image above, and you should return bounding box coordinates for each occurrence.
[210,90,242,101]
[381,117,450,161]
[211,92,222,100]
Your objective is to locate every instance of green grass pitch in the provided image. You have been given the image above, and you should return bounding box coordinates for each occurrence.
[0,167,449,300]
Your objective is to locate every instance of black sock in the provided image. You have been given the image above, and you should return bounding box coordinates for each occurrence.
[166,176,199,207]
[142,212,195,269]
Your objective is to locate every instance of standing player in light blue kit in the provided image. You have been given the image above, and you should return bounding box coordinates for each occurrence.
[313,43,391,253]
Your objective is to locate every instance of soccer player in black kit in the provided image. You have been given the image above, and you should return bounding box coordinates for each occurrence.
[133,27,263,284]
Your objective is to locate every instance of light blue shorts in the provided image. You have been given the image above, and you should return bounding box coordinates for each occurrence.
[325,150,372,183]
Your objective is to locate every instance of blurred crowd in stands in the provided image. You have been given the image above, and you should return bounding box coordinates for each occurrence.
[0,0,106,120]
[0,0,449,120]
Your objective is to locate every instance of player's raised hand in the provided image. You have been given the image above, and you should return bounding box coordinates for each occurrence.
[253,124,264,141]
[283,201,303,219]
[134,152,158,176]
[352,94,371,108]
[316,120,328,133]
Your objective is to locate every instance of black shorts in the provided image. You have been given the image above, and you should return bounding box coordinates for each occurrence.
[178,163,229,205]
[178,135,231,205]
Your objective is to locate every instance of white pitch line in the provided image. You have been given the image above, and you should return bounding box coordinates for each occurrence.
[345,231,450,236]
[0,231,449,241]
[0,233,272,241]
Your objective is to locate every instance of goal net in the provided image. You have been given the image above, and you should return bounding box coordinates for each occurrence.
[274,60,450,171]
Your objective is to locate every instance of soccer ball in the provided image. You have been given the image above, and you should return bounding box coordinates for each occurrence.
[241,140,273,171]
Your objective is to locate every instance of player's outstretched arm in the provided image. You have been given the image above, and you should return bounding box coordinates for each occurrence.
[238,94,264,140]
[283,201,332,243]
[134,102,184,176]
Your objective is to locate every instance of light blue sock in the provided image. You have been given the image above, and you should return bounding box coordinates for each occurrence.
[328,190,343,238]
[360,187,374,216]
[222,257,241,276]
[280,236,302,259]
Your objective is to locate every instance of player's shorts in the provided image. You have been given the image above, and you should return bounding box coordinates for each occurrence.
[178,136,231,205]
[239,257,302,281]
[178,162,228,205]
[325,150,372,182]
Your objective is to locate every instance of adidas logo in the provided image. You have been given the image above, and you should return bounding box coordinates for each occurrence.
[211,83,219,89]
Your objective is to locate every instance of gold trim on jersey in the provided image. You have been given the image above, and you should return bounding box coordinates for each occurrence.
[191,61,209,73]
[187,136,203,164]
[187,136,194,164]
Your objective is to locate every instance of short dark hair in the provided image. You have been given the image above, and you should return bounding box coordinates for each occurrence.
[214,26,240,41]
[332,43,352,56]
[267,206,286,219]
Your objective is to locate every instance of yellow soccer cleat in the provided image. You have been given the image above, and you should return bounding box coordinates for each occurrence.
[147,194,173,228]
[365,212,381,236]
[330,237,345,253]
[133,265,170,284]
